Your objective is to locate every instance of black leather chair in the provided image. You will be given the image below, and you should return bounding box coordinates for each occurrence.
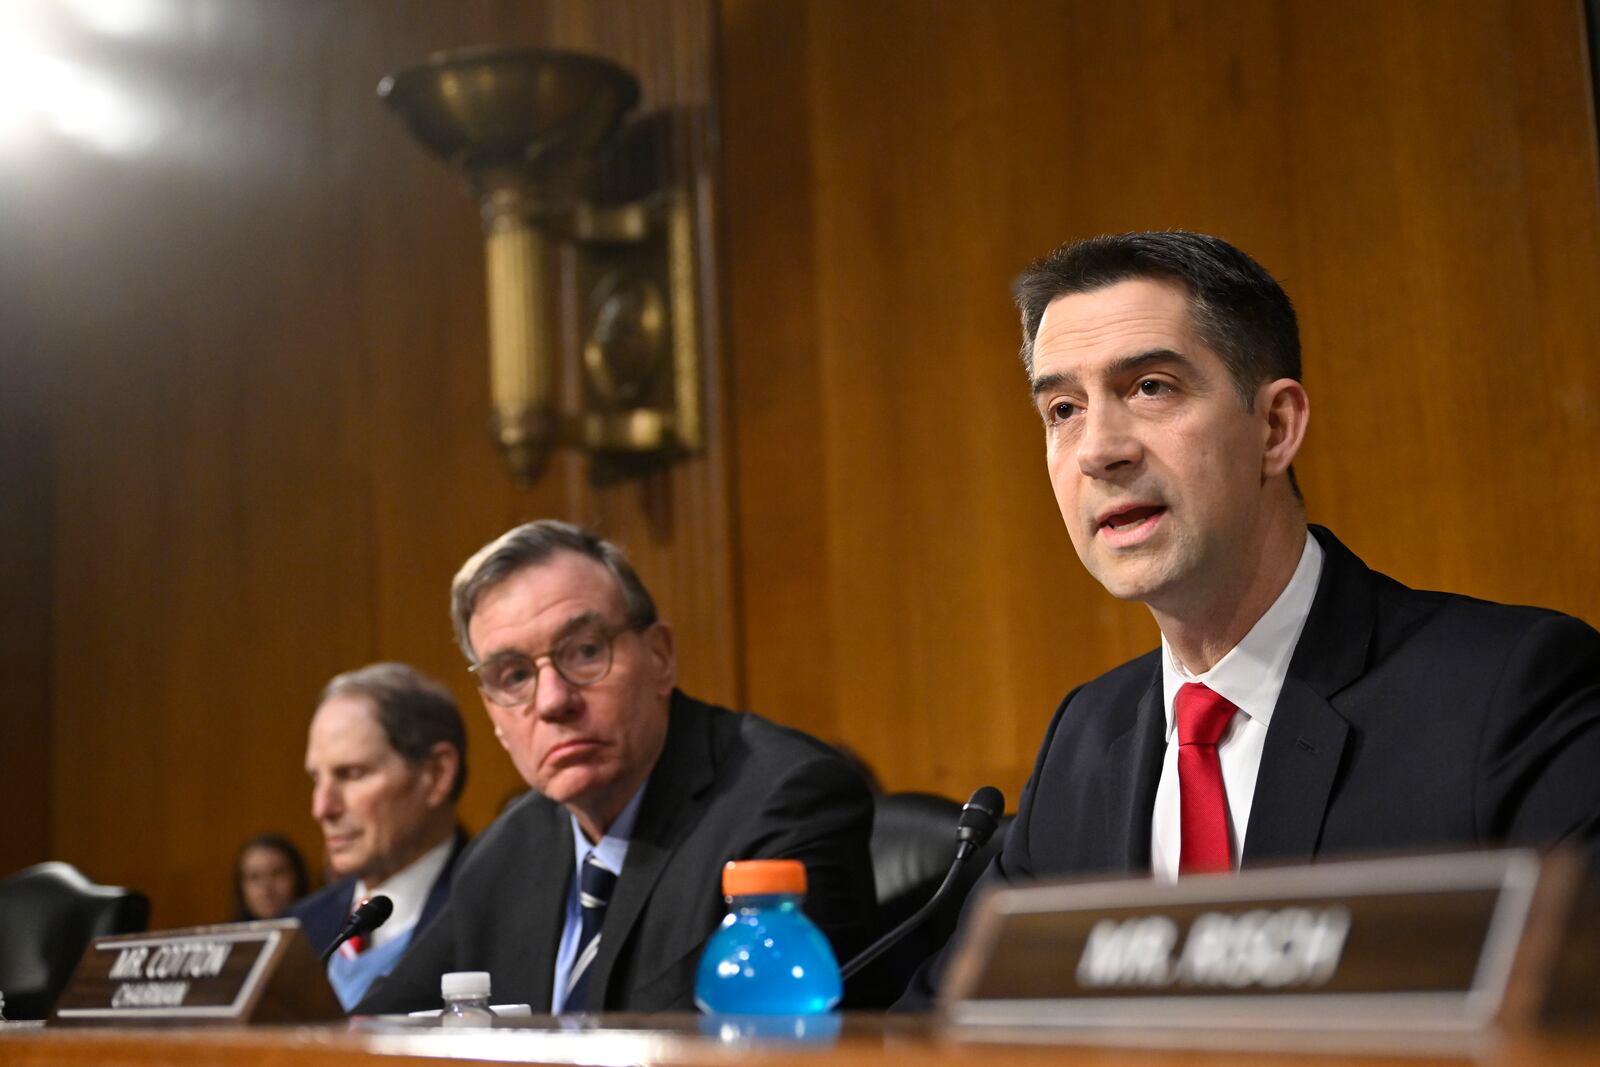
[852,791,1009,1006]
[0,861,150,1019]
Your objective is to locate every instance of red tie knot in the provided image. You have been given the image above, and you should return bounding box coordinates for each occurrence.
[1176,683,1237,746]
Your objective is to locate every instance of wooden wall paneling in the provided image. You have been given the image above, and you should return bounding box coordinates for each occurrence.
[538,0,738,716]
[0,167,52,879]
[353,2,572,833]
[717,1,839,750]
[801,2,1160,800]
[357,0,733,834]
[13,0,729,926]
[720,0,1600,805]
[32,7,382,924]
[1283,0,1600,617]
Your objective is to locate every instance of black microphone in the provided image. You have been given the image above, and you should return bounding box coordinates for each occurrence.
[839,786,1005,982]
[319,894,393,964]
[955,785,1004,862]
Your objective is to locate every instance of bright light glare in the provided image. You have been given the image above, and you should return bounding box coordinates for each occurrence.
[0,2,162,156]
[0,16,46,151]
[59,0,178,39]
[42,55,159,153]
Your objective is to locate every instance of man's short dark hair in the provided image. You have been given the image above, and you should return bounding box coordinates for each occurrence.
[450,520,658,664]
[1013,230,1301,407]
[320,662,468,801]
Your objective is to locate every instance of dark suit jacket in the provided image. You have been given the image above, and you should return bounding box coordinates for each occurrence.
[900,525,1600,1006]
[289,830,467,957]
[356,691,878,1014]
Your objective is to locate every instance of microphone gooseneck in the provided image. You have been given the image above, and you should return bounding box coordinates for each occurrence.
[318,894,394,964]
[839,786,1005,982]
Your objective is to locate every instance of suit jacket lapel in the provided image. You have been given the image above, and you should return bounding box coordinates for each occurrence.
[1242,676,1350,865]
[1242,526,1371,866]
[589,693,713,1006]
[510,801,572,1012]
[1105,671,1166,873]
[416,828,468,934]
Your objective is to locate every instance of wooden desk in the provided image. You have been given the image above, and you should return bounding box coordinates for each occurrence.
[2,1017,1598,1067]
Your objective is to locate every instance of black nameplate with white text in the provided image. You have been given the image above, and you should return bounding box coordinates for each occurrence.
[940,850,1582,1035]
[52,919,342,1026]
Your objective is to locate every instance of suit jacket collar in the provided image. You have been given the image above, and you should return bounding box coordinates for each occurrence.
[508,799,574,1011]
[589,690,715,1006]
[1100,527,1375,869]
[1240,525,1368,865]
[416,828,469,934]
[294,827,470,954]
[1104,671,1167,873]
[1285,526,1375,699]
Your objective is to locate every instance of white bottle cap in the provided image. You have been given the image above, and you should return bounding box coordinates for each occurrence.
[440,971,492,999]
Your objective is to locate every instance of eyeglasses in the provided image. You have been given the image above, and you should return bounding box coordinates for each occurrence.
[469,619,647,707]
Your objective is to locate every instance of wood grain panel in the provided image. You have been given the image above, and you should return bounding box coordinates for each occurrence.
[0,170,52,879]
[721,0,1600,805]
[8,0,724,926]
[719,1,837,750]
[4,1022,1599,1067]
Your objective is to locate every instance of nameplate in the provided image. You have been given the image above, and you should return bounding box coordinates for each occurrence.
[52,919,342,1026]
[940,850,1583,1034]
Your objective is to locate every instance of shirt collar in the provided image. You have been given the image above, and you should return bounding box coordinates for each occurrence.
[351,834,454,943]
[1160,531,1323,738]
[568,779,648,877]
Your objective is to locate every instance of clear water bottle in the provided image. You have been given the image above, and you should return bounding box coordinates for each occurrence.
[694,859,842,1015]
[440,971,496,1027]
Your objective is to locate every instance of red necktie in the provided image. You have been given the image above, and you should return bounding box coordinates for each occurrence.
[1176,682,1237,874]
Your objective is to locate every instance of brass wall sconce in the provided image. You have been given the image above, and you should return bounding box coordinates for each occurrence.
[379,47,702,483]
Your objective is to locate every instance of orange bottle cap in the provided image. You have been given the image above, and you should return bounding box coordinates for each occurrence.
[721,859,806,897]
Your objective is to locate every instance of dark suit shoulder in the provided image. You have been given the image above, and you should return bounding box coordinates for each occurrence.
[673,691,863,778]
[1311,524,1597,681]
[288,878,353,919]
[1344,562,1598,702]
[1295,527,1600,852]
[1372,575,1590,644]
[1050,648,1162,743]
[453,789,565,880]
[1075,647,1162,696]
[287,878,355,951]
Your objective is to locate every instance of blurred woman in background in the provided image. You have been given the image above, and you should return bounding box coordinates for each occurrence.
[231,833,310,921]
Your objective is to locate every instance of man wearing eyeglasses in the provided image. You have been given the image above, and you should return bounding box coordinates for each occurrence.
[355,520,878,1015]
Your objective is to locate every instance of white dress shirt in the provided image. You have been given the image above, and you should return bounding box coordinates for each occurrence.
[351,835,454,949]
[1150,532,1323,882]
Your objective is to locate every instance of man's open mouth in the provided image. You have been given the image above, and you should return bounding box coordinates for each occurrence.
[1100,505,1165,531]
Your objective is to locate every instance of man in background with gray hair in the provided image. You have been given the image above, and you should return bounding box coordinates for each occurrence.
[291,662,468,1009]
[357,520,877,1015]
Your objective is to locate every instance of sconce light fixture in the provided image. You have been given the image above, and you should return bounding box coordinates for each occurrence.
[378,46,702,483]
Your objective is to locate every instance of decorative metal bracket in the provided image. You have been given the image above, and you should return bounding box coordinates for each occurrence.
[379,46,702,483]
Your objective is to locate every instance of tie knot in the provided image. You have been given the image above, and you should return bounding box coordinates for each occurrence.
[579,854,617,910]
[1176,683,1237,745]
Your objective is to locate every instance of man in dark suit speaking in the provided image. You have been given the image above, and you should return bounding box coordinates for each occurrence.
[901,231,1600,1005]
[357,521,877,1015]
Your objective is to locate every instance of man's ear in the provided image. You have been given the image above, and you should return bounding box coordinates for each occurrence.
[644,622,677,697]
[1258,377,1309,480]
[421,741,460,808]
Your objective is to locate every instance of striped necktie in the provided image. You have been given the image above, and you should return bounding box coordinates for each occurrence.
[562,854,618,1012]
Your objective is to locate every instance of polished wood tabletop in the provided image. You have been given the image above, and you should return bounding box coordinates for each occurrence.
[2,1015,1598,1067]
